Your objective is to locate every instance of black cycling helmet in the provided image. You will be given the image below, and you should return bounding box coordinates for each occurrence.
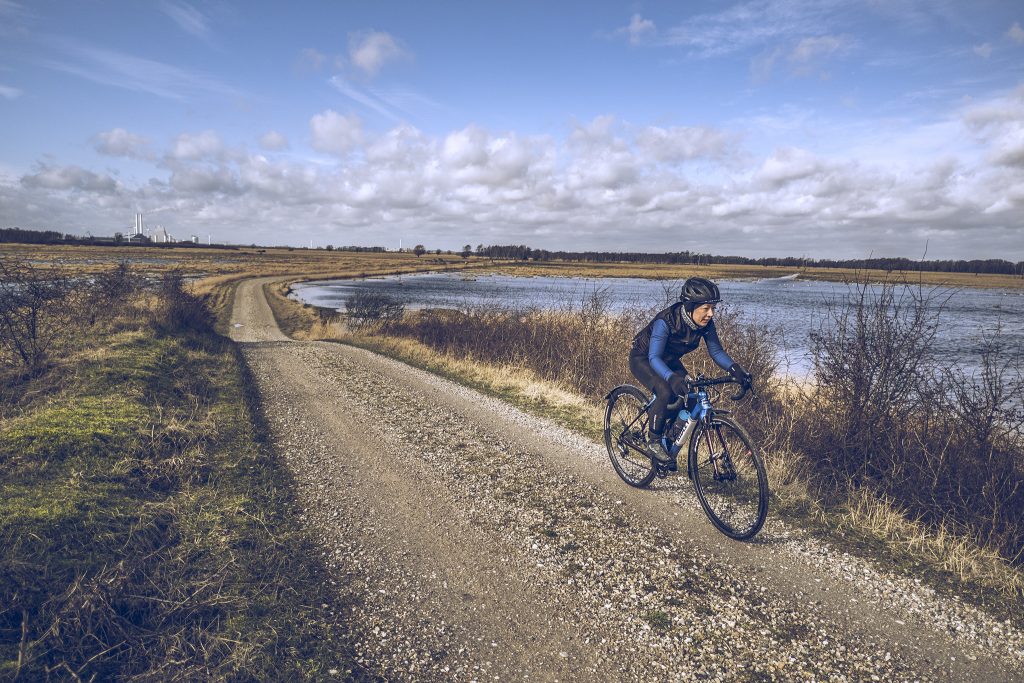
[679,277,721,311]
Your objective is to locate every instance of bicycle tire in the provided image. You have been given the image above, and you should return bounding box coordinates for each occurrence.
[604,385,657,488]
[688,416,768,540]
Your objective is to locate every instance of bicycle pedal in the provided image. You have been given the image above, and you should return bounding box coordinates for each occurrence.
[653,459,677,477]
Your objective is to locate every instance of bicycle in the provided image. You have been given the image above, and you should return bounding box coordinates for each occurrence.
[603,375,768,540]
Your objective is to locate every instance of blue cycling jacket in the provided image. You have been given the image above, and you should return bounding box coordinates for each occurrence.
[630,302,734,382]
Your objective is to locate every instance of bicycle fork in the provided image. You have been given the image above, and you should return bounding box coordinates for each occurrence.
[703,426,737,482]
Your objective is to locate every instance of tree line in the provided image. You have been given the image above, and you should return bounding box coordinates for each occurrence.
[0,227,65,244]
[474,244,1024,276]
[4,227,1021,275]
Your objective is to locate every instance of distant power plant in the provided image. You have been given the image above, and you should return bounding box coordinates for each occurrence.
[126,213,176,244]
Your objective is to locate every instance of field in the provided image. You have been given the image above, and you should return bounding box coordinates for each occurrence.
[486,259,1024,289]
[3,243,1022,294]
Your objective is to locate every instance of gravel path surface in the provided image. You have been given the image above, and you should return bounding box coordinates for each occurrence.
[230,278,1024,682]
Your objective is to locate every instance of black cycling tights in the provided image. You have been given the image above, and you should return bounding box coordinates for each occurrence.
[628,355,682,437]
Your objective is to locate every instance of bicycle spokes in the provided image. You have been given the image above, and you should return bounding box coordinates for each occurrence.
[604,386,658,488]
[706,425,737,482]
[690,418,768,540]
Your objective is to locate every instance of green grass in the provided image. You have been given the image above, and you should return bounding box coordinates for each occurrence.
[643,609,672,632]
[0,310,371,679]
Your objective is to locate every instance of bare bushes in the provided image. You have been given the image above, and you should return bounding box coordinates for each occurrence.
[151,271,216,336]
[84,259,144,327]
[0,257,216,377]
[345,290,405,329]
[384,289,642,397]
[799,277,1024,563]
[0,258,73,372]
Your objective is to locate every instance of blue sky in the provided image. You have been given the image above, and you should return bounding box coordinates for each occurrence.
[1,0,1022,259]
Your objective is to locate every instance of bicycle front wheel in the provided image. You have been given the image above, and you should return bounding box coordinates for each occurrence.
[688,416,768,540]
[604,385,656,488]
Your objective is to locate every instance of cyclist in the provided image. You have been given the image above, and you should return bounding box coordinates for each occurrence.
[629,277,752,469]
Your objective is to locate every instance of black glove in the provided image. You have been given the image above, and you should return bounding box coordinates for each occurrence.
[668,373,691,396]
[728,363,752,387]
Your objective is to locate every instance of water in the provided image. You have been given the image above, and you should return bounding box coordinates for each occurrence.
[291,273,1024,377]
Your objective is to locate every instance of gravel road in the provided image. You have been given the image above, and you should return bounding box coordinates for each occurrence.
[230,277,1024,682]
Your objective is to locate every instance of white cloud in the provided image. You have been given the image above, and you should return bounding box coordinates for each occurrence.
[259,130,289,151]
[1009,22,1024,44]
[756,147,825,187]
[973,43,993,59]
[366,124,433,164]
[170,130,224,160]
[348,31,407,77]
[963,85,1024,168]
[635,125,730,162]
[21,163,120,194]
[440,126,539,187]
[0,83,21,99]
[159,0,210,40]
[310,110,363,155]
[170,165,240,194]
[616,14,656,45]
[442,126,489,168]
[94,128,152,158]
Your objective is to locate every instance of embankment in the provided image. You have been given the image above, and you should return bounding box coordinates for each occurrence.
[0,262,369,680]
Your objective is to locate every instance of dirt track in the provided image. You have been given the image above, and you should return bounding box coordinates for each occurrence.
[230,277,1023,682]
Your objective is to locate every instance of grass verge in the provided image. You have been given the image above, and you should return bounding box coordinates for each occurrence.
[1,313,372,680]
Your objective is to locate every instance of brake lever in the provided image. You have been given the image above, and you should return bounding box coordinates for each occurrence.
[729,380,752,401]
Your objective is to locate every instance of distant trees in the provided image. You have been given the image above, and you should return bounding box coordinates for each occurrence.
[413,244,426,257]
[0,227,64,244]
[474,244,1024,277]
[461,244,472,259]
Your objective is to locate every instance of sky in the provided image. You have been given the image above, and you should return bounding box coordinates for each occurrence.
[1,0,1023,260]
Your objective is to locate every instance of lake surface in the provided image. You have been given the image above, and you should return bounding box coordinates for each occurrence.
[291,273,1024,377]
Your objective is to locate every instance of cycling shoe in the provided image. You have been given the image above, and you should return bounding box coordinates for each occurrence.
[648,435,677,471]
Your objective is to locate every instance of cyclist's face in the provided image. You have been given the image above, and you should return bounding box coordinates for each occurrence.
[692,303,715,326]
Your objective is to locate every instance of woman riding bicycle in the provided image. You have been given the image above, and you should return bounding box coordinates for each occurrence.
[630,277,752,469]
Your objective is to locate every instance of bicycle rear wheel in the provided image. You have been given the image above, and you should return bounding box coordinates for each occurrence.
[604,385,656,488]
[688,416,768,540]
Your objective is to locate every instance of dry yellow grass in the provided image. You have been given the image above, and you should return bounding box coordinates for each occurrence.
[5,243,1021,292]
[485,260,1024,290]
[833,490,1024,596]
[307,318,605,439]
[0,243,482,328]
